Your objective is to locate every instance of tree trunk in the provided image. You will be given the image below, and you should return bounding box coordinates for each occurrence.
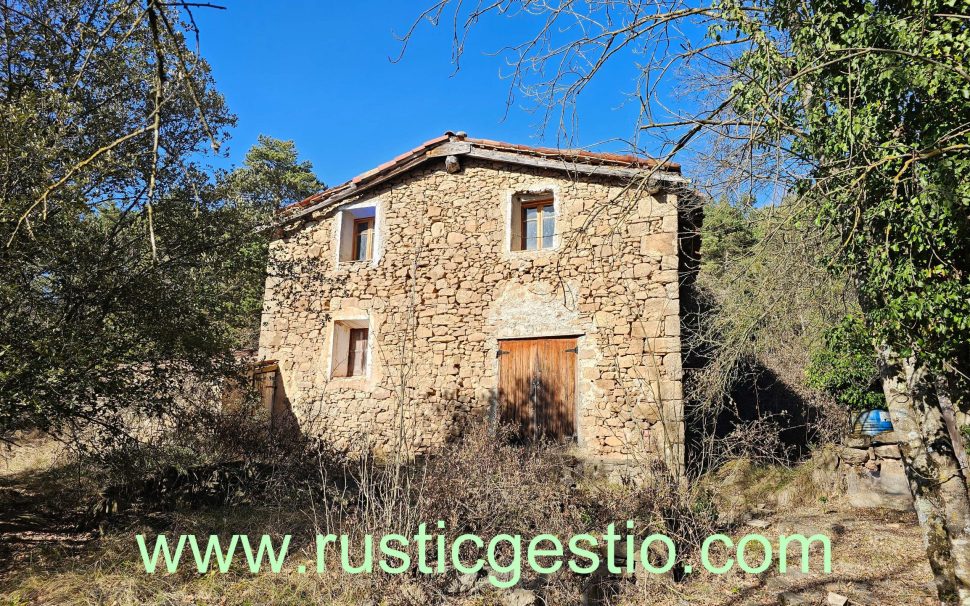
[937,376,970,480]
[878,347,970,605]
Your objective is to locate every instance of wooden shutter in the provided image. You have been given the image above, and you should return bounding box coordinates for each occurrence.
[347,328,369,376]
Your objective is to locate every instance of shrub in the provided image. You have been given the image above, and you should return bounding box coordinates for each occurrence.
[806,315,885,412]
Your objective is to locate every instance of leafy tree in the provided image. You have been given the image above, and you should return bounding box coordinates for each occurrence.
[218,136,324,345]
[738,0,970,595]
[698,198,758,276]
[223,135,324,215]
[0,1,248,442]
[691,201,853,465]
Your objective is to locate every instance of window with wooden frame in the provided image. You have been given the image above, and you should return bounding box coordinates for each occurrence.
[352,217,374,262]
[330,319,371,378]
[511,193,556,252]
[338,205,378,264]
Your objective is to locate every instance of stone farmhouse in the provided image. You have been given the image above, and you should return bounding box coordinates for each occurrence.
[256,131,700,471]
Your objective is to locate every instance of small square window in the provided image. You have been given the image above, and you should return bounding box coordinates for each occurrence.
[330,320,370,378]
[511,193,555,251]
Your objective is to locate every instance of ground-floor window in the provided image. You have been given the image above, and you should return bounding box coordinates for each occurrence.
[330,319,371,378]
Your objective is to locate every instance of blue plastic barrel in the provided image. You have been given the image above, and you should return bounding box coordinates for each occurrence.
[853,409,893,435]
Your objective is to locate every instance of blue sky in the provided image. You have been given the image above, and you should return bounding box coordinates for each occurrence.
[194,2,663,187]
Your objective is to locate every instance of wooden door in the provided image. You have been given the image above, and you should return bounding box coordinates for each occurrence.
[498,337,577,441]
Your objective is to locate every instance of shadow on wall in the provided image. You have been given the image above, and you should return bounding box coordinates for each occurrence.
[253,372,495,456]
[257,372,577,453]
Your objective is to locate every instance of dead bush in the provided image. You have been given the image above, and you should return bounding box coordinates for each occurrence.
[417,424,583,538]
[294,421,725,604]
[30,393,727,605]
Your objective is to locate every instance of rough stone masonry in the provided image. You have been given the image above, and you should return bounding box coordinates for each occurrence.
[257,132,699,471]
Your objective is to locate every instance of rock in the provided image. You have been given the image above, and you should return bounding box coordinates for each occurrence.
[810,449,843,496]
[826,592,849,606]
[871,430,899,445]
[775,485,801,509]
[446,231,466,244]
[840,447,869,465]
[844,435,871,449]
[814,446,841,472]
[845,459,914,511]
[502,588,537,606]
[445,572,481,594]
[746,518,772,529]
[873,444,901,459]
[778,591,813,605]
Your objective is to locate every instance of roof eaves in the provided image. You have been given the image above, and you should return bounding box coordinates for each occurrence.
[278,131,684,227]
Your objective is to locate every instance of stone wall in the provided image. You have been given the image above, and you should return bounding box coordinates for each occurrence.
[840,432,914,511]
[258,156,685,467]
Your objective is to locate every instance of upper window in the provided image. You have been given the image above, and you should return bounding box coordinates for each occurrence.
[511,192,556,252]
[352,217,374,261]
[338,206,378,264]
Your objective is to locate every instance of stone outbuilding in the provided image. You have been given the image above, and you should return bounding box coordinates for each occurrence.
[256,131,700,471]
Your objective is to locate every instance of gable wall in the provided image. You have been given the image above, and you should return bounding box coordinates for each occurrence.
[258,157,684,468]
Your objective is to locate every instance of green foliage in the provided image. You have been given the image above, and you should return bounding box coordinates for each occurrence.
[217,136,324,345]
[0,1,242,438]
[728,0,970,375]
[222,135,325,216]
[0,3,325,439]
[807,316,885,412]
[699,198,758,276]
[690,199,854,450]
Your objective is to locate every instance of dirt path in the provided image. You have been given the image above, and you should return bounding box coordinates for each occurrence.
[643,506,938,606]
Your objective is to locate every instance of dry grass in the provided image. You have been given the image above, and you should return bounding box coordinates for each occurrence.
[620,446,934,606]
[620,505,935,606]
[0,428,936,606]
[0,433,71,478]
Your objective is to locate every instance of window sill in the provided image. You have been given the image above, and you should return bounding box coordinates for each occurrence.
[336,259,376,269]
[505,247,560,263]
[327,375,372,389]
[507,247,561,258]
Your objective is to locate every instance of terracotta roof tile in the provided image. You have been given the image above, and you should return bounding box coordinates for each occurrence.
[283,131,678,215]
[465,136,676,169]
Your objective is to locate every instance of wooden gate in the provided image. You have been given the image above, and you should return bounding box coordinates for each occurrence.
[498,337,577,441]
[250,361,287,426]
